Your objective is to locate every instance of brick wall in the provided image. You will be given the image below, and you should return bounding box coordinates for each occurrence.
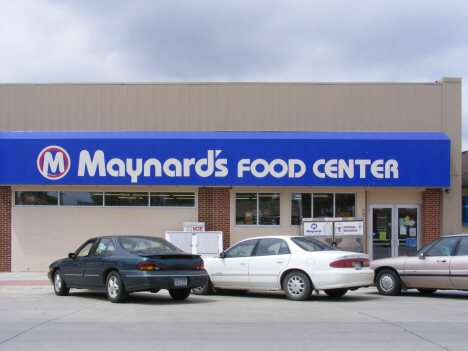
[0,186,11,271]
[422,188,442,246]
[198,187,230,250]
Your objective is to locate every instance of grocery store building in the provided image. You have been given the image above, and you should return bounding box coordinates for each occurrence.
[0,78,462,271]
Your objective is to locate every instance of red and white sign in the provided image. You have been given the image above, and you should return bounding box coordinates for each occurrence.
[183,222,205,232]
[37,145,70,180]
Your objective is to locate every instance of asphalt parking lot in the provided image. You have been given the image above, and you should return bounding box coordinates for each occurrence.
[1,274,468,351]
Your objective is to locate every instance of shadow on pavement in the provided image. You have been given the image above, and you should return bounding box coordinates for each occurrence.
[192,289,381,302]
[366,289,468,300]
[64,290,216,305]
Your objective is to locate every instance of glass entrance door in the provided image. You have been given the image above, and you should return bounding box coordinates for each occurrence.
[369,205,421,260]
[396,206,419,257]
[371,206,393,260]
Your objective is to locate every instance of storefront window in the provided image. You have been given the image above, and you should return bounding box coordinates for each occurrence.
[291,193,311,225]
[14,190,196,208]
[104,192,149,206]
[463,196,468,226]
[236,193,280,226]
[150,192,195,207]
[335,193,355,217]
[60,192,103,206]
[291,193,355,224]
[313,193,334,217]
[15,191,58,206]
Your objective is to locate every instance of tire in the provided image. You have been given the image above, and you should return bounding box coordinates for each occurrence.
[53,270,70,296]
[283,271,312,301]
[324,288,348,298]
[376,269,402,296]
[169,288,192,300]
[417,288,437,294]
[192,278,215,295]
[106,271,128,303]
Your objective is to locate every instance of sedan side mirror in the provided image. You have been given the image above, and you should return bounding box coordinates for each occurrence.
[219,251,226,258]
[419,253,425,259]
[68,253,76,259]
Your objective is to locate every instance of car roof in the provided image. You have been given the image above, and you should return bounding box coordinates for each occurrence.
[86,235,168,241]
[442,234,468,237]
[238,235,301,241]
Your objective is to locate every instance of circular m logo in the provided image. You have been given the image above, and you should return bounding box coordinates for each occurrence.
[37,146,71,180]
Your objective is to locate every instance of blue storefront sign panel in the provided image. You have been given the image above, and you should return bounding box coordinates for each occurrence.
[0,131,450,187]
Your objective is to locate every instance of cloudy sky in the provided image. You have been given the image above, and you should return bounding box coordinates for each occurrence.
[1,0,467,149]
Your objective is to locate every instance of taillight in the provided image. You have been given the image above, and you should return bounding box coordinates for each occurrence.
[137,261,168,270]
[190,260,204,270]
[330,258,369,268]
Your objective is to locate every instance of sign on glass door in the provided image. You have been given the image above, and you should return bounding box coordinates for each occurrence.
[370,205,420,260]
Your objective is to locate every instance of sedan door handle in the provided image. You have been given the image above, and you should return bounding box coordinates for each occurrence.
[276,261,284,263]
[437,260,446,263]
[240,262,246,265]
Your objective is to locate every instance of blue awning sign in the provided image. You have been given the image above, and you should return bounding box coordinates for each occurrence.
[0,131,450,187]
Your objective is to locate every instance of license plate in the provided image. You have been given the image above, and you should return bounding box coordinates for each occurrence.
[174,278,187,287]
[354,262,362,270]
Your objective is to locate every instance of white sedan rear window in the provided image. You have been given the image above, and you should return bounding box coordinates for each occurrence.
[291,237,338,252]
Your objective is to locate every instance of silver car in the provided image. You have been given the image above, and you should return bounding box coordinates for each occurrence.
[371,234,468,296]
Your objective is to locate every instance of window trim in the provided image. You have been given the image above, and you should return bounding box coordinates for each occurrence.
[150,192,196,208]
[14,191,59,206]
[290,192,356,226]
[235,192,281,227]
[60,191,104,207]
[13,190,196,208]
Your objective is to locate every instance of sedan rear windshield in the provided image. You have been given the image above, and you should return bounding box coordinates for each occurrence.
[291,237,338,252]
[119,237,181,252]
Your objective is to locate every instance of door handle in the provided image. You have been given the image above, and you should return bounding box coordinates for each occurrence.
[276,261,284,263]
[437,260,446,263]
[240,262,246,265]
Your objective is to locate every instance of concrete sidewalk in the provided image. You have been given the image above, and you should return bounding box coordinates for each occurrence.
[0,272,50,286]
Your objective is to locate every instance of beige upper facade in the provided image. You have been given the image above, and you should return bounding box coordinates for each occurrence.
[0,81,459,136]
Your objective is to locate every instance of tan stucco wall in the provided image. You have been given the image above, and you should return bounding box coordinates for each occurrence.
[367,189,423,204]
[11,186,198,271]
[12,185,427,271]
[441,79,463,236]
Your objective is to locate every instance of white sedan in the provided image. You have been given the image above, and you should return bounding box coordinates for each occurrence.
[192,235,373,301]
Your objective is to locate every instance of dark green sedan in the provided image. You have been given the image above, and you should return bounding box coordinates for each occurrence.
[48,236,208,303]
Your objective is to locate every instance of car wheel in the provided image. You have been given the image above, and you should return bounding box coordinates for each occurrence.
[376,269,402,296]
[417,288,437,294]
[283,271,312,301]
[169,288,192,300]
[324,288,348,298]
[53,270,70,296]
[106,272,128,303]
[192,278,215,295]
